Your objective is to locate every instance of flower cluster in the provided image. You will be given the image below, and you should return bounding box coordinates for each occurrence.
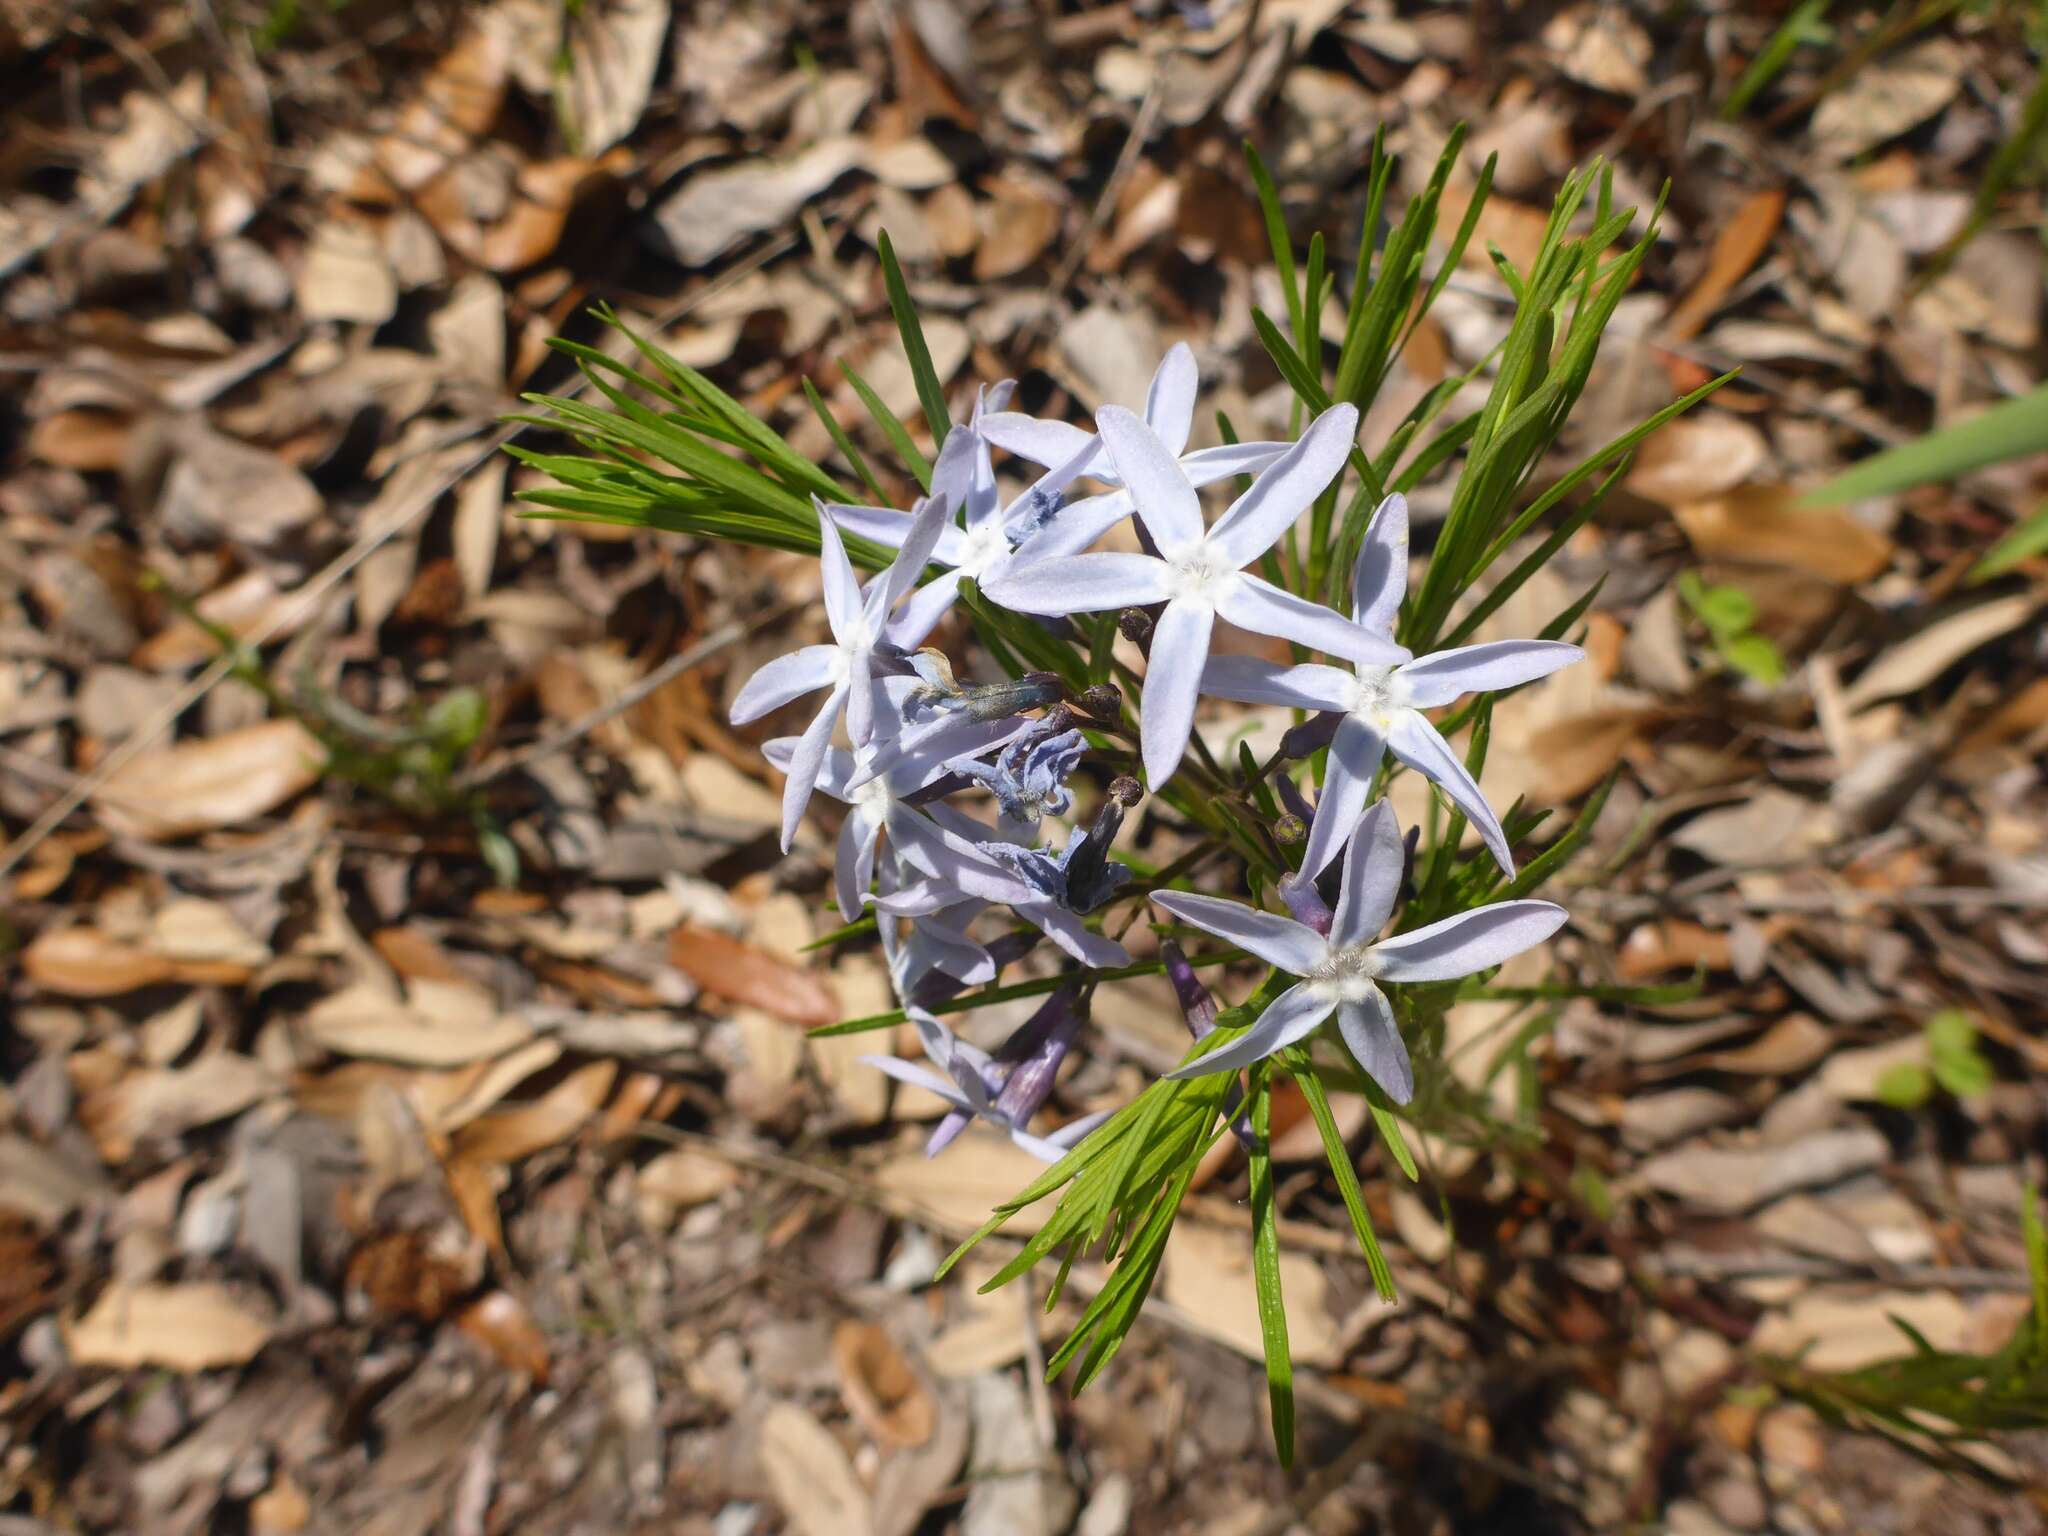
[731,346,1581,1156]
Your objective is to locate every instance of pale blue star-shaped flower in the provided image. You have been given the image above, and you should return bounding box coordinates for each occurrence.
[978,343,1291,535]
[730,494,951,850]
[1201,494,1582,879]
[821,384,1104,644]
[862,1004,1109,1162]
[1151,800,1566,1102]
[983,402,1403,788]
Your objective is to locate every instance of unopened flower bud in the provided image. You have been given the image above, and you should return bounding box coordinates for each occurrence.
[1117,608,1153,646]
[1162,941,1219,1039]
[1076,683,1123,721]
[1274,771,1315,827]
[1273,813,1305,846]
[1276,870,1334,937]
[1278,710,1342,759]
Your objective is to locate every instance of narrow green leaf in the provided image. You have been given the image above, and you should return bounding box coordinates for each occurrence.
[877,230,953,454]
[1247,1076,1295,1466]
[1285,1053,1397,1301]
[840,357,933,491]
[1811,384,2048,505]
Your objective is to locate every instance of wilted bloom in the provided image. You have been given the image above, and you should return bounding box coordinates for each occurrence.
[1152,801,1566,1102]
[983,775,1134,918]
[1201,494,1581,878]
[731,495,951,849]
[864,1003,1107,1162]
[955,722,1087,825]
[986,404,1402,788]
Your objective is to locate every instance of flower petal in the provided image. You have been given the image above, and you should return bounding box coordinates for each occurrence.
[979,412,1096,472]
[885,804,1043,906]
[1350,494,1409,636]
[886,569,966,650]
[1149,891,1326,974]
[1143,341,1200,456]
[1298,712,1387,879]
[1180,441,1289,486]
[1215,573,1404,663]
[835,809,882,920]
[1199,655,1353,711]
[1204,403,1358,568]
[1165,982,1333,1079]
[1337,989,1412,1104]
[1396,639,1584,709]
[873,492,953,614]
[1140,597,1212,788]
[762,735,856,800]
[980,552,1169,615]
[814,498,864,641]
[730,644,839,724]
[1020,903,1130,967]
[862,1054,972,1108]
[1385,709,1514,875]
[1331,797,1403,946]
[775,683,847,852]
[1097,404,1203,554]
[1371,899,1565,982]
[1005,489,1133,567]
[843,647,876,746]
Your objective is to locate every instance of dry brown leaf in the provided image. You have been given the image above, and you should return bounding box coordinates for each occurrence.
[634,1146,739,1228]
[65,1280,274,1371]
[296,217,398,324]
[1811,40,1963,161]
[456,1289,551,1383]
[558,0,671,153]
[92,720,324,840]
[22,926,173,996]
[873,1131,1058,1236]
[1663,188,1786,342]
[1618,920,1732,979]
[758,1403,876,1536]
[1542,5,1651,94]
[654,140,864,266]
[299,981,533,1067]
[668,925,837,1027]
[79,1052,279,1163]
[1703,1014,1831,1075]
[973,177,1061,281]
[28,409,134,470]
[453,1060,617,1164]
[1674,487,1893,584]
[1635,1127,1886,1214]
[834,1320,936,1449]
[1842,594,2039,712]
[1162,1219,1341,1368]
[1624,413,1769,505]
[375,21,509,193]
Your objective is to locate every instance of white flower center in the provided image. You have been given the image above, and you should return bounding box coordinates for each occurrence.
[1165,549,1233,604]
[956,519,1009,576]
[1306,941,1384,1004]
[851,777,895,816]
[1348,664,1406,726]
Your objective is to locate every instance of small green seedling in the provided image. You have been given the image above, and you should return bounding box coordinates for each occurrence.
[1877,1009,1997,1109]
[1677,570,1786,686]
